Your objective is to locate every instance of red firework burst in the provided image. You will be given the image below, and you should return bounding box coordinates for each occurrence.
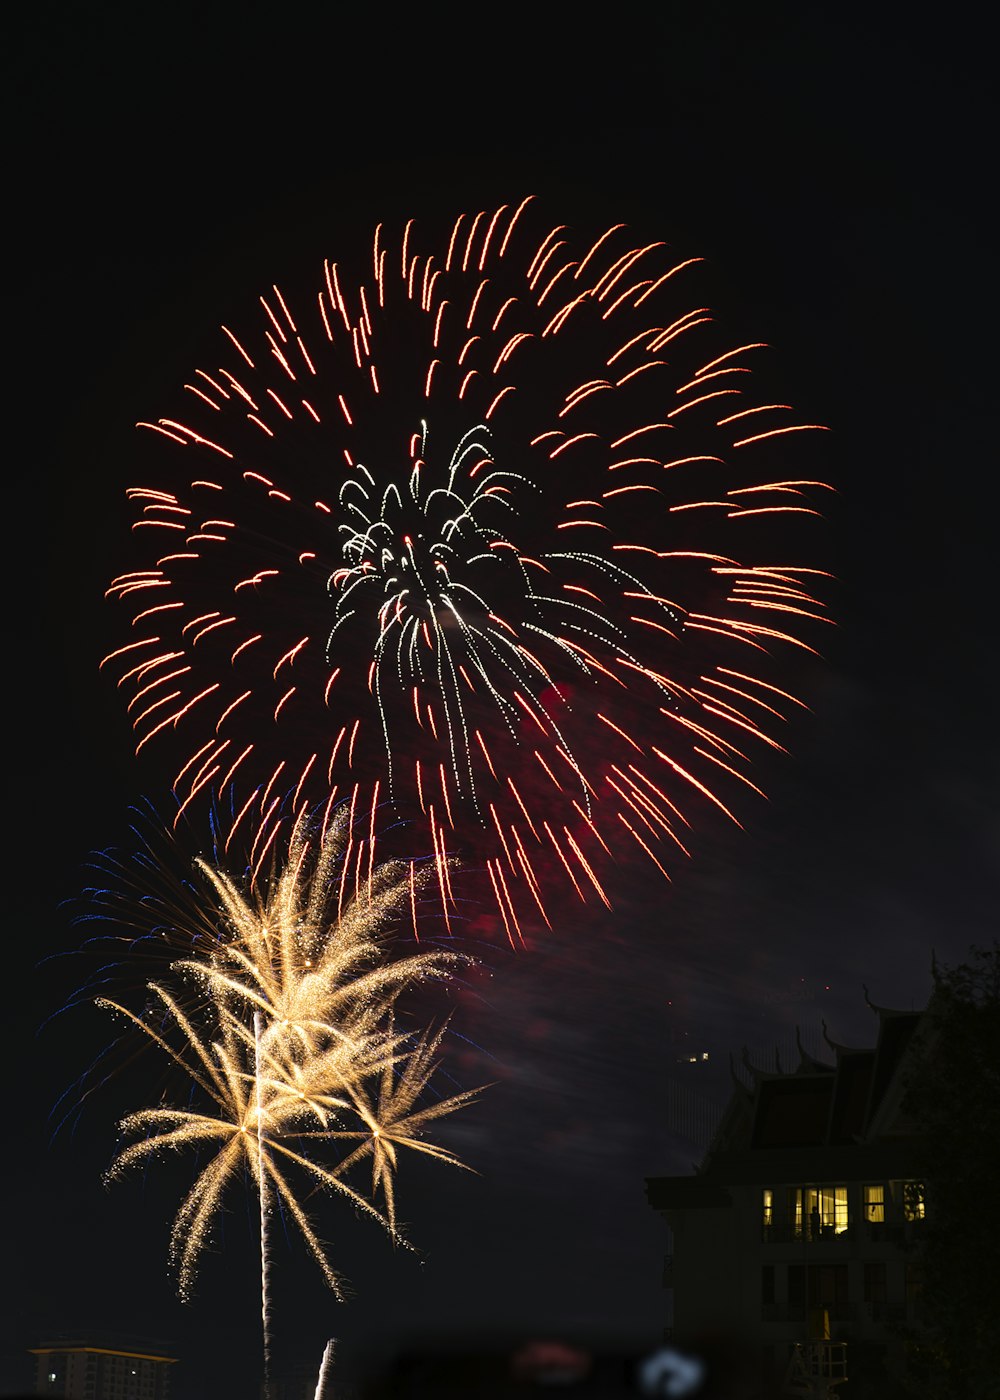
[104,198,832,942]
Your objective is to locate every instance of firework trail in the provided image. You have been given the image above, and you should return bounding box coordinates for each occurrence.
[100,812,481,1316]
[313,1340,336,1400]
[254,1009,274,1398]
[105,198,831,938]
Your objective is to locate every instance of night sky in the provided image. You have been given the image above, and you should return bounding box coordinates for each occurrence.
[6,7,995,1398]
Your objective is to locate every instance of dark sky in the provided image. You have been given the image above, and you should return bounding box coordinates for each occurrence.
[6,6,995,1398]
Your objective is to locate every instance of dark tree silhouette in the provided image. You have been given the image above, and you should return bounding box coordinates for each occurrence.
[899,941,1000,1400]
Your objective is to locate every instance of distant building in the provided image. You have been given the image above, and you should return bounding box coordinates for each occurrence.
[29,1338,176,1399]
[646,995,929,1395]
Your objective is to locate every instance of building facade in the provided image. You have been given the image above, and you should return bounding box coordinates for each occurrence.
[29,1339,176,1400]
[646,1000,928,1394]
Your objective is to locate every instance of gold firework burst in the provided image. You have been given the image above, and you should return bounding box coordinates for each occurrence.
[100,811,481,1300]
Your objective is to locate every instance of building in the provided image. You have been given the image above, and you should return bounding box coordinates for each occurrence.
[29,1338,176,1400]
[646,995,929,1395]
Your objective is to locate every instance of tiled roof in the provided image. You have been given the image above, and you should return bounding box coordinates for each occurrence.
[709,1009,923,1160]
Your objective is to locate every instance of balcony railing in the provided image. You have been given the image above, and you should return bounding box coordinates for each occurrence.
[785,1341,849,1385]
[864,1218,926,1245]
[762,1216,926,1246]
[762,1224,853,1245]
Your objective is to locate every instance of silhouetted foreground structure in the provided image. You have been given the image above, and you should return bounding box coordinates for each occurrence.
[647,996,929,1395]
[29,1337,176,1399]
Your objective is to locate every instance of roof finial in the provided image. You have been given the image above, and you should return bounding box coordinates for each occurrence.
[740,1044,769,1084]
[795,1024,834,1071]
[728,1050,753,1100]
[821,1018,857,1054]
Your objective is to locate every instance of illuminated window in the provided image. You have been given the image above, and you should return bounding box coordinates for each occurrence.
[789,1185,849,1236]
[863,1184,885,1222]
[762,1188,773,1230]
[891,1179,926,1220]
[903,1182,925,1220]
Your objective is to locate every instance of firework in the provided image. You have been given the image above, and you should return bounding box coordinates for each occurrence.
[105,199,831,938]
[313,1340,336,1400]
[100,812,480,1304]
[58,798,462,1125]
[177,805,467,1052]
